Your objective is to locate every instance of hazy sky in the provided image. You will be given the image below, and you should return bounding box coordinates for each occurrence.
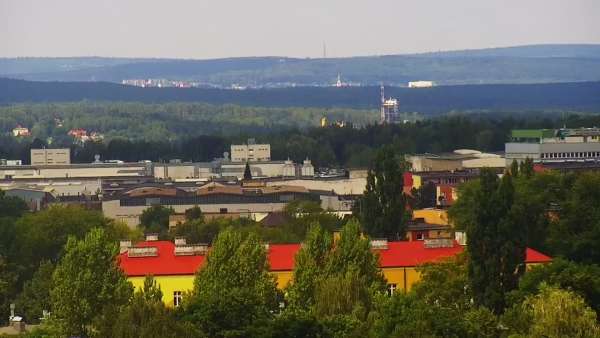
[1,0,599,58]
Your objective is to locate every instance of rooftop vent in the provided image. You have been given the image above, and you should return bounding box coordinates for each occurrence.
[370,239,389,250]
[119,240,132,254]
[423,238,454,249]
[145,233,159,241]
[128,246,158,257]
[174,237,187,246]
[174,244,209,256]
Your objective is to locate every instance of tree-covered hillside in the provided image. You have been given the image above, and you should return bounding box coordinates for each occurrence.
[2,44,599,86]
[2,78,600,114]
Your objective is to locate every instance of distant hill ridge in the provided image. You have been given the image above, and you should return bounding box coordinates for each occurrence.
[2,44,600,86]
[2,78,600,114]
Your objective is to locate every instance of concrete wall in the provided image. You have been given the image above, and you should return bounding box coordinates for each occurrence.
[102,200,289,228]
[266,178,367,195]
[31,148,70,165]
[0,164,149,179]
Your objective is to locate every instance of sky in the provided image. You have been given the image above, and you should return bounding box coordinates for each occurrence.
[1,0,599,59]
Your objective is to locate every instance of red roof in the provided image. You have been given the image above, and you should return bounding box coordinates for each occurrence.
[118,240,552,277]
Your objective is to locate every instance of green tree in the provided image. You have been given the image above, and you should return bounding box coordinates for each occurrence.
[508,258,600,317]
[519,157,534,178]
[140,205,175,234]
[184,206,203,222]
[109,276,200,338]
[243,162,252,180]
[522,284,599,338]
[548,172,600,264]
[353,146,408,240]
[459,169,526,313]
[50,228,133,337]
[0,190,28,219]
[286,223,332,311]
[14,205,110,284]
[14,261,54,324]
[183,229,279,337]
[286,220,385,337]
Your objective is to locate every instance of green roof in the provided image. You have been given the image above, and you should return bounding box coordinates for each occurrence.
[511,129,555,139]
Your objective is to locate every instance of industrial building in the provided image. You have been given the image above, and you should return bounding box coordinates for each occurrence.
[30,148,71,165]
[230,139,271,162]
[505,128,600,165]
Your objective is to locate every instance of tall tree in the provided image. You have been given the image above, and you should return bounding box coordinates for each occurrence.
[353,146,408,240]
[183,229,279,337]
[243,162,252,180]
[286,223,332,311]
[50,228,133,337]
[460,169,526,313]
[109,276,199,338]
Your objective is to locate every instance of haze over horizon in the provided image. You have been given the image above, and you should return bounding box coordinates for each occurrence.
[2,0,599,59]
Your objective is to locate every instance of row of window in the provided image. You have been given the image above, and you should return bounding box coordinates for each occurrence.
[541,151,600,159]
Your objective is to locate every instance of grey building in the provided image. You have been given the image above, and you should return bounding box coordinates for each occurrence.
[505,128,600,165]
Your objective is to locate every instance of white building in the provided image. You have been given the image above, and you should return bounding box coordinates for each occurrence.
[230,139,271,162]
[408,81,435,88]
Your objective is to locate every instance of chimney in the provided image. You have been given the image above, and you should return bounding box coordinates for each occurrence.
[119,240,132,254]
[145,233,159,241]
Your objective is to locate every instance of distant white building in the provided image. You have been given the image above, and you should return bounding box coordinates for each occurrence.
[231,139,271,162]
[408,81,435,88]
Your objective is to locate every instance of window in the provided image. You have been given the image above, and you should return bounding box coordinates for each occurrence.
[416,233,424,241]
[387,283,397,296]
[174,291,183,307]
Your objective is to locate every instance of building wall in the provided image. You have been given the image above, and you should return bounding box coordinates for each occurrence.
[408,156,464,172]
[230,144,271,162]
[31,149,71,165]
[412,209,450,226]
[266,178,367,195]
[0,164,149,179]
[462,157,506,169]
[221,162,285,179]
[103,200,290,228]
[0,179,101,196]
[128,275,195,307]
[127,270,294,307]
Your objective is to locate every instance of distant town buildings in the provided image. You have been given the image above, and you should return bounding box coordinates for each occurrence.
[230,139,271,162]
[12,125,31,137]
[408,81,435,88]
[30,148,71,165]
[122,79,198,88]
[68,128,104,143]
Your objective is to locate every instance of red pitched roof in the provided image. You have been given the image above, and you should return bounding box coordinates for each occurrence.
[118,240,552,277]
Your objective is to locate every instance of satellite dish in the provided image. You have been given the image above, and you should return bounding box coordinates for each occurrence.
[94,154,101,163]
[223,152,230,160]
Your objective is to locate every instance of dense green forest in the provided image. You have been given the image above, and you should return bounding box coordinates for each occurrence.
[3,102,600,167]
[3,79,600,113]
[3,44,600,85]
[1,155,599,337]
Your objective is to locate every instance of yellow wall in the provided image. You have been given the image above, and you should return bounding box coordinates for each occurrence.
[412,209,450,226]
[412,175,422,189]
[128,271,294,306]
[130,263,548,305]
[381,267,422,293]
[128,275,195,307]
